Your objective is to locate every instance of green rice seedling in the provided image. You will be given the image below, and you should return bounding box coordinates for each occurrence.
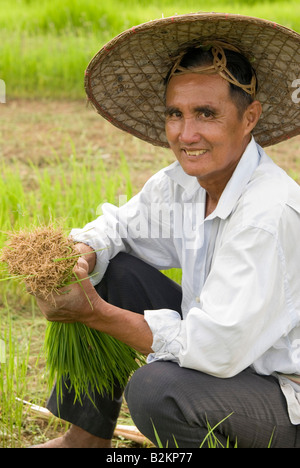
[0,224,144,405]
[45,321,140,404]
[152,413,235,448]
[0,320,30,448]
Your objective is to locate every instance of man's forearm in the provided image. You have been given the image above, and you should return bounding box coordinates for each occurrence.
[86,296,154,356]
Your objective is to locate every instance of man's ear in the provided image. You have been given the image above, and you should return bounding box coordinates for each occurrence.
[243,100,262,135]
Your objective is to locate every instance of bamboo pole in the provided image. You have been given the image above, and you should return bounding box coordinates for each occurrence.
[16,398,151,445]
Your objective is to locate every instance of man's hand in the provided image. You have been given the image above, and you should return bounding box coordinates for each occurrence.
[73,242,97,274]
[35,254,99,324]
[35,242,154,355]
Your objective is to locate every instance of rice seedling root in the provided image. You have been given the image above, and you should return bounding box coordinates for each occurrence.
[0,224,142,404]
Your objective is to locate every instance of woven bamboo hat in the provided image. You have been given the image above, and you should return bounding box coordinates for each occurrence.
[85,13,300,148]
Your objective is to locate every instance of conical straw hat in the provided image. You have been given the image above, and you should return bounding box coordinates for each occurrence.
[85,13,300,148]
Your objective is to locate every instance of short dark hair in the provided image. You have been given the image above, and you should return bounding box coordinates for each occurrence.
[166,46,258,117]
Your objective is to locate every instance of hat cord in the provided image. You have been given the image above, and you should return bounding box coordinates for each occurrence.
[167,41,257,99]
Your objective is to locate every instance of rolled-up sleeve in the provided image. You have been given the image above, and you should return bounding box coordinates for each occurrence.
[145,309,183,362]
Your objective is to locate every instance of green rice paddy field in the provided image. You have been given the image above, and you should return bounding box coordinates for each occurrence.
[0,0,299,448]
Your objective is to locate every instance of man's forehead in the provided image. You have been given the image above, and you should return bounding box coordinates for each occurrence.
[165,73,231,105]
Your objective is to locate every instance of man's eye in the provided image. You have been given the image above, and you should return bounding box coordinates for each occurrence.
[167,112,181,119]
[165,109,182,119]
[199,110,214,119]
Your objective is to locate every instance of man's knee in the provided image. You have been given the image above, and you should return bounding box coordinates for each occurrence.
[95,253,146,310]
[125,361,232,448]
[125,362,202,446]
[105,252,137,282]
[125,363,165,444]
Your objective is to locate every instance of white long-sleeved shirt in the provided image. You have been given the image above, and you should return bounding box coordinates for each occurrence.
[71,137,300,424]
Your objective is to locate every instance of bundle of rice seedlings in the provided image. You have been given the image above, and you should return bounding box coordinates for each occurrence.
[0,224,143,403]
[1,225,78,300]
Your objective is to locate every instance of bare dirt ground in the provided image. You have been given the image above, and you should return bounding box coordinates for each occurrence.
[0,99,177,192]
[1,99,299,186]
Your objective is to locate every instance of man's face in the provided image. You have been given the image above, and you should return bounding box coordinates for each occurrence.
[165,73,254,188]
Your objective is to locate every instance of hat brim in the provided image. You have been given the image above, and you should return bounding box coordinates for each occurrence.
[85,13,300,148]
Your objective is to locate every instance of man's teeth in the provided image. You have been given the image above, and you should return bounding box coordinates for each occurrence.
[185,150,207,156]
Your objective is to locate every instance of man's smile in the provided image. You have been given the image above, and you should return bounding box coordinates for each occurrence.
[182,149,208,157]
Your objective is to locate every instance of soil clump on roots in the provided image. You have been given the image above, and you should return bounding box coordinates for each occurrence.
[0,225,78,300]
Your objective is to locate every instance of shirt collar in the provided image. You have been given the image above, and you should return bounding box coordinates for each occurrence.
[165,136,261,218]
[164,161,200,200]
[211,137,261,220]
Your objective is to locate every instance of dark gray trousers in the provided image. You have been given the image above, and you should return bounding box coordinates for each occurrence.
[47,253,300,448]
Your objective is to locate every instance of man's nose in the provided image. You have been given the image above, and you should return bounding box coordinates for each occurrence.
[178,118,200,144]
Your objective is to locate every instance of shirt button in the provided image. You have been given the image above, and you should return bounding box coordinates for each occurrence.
[195,296,200,303]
